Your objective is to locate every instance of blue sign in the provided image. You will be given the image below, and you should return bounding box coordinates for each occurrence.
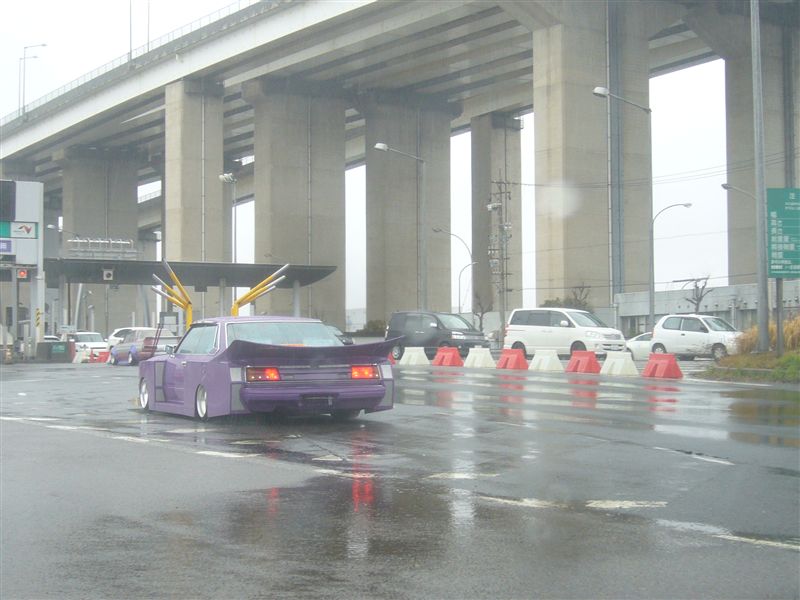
[0,239,12,254]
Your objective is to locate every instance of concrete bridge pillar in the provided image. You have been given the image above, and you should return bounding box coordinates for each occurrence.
[243,81,347,327]
[55,146,139,335]
[529,1,663,313]
[686,7,796,285]
[363,98,451,323]
[470,112,522,316]
[164,79,225,318]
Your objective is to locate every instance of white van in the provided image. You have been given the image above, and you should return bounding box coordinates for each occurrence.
[503,308,625,358]
[651,314,741,360]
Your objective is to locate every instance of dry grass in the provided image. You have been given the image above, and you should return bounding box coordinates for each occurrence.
[736,315,800,354]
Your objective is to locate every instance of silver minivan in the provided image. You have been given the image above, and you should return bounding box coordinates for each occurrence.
[503,308,625,358]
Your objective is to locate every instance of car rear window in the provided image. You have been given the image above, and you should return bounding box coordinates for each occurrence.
[510,310,531,325]
[75,333,104,343]
[662,317,681,330]
[227,321,342,347]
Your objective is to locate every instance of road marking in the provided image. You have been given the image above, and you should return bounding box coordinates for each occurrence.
[46,425,79,431]
[483,496,567,509]
[714,534,800,552]
[0,416,24,421]
[586,501,667,509]
[166,427,217,433]
[654,446,734,466]
[314,468,373,479]
[113,436,150,443]
[483,496,666,510]
[312,454,344,462]
[26,417,60,421]
[428,472,499,480]
[692,455,734,466]
[196,450,248,458]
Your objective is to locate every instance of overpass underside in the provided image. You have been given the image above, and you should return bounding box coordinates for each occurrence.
[1,0,797,331]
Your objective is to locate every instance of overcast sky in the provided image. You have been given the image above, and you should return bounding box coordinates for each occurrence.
[0,0,729,315]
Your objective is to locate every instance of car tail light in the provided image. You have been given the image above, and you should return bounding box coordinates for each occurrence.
[246,367,281,382]
[351,365,379,379]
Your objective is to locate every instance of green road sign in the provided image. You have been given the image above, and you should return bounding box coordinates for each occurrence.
[767,188,800,278]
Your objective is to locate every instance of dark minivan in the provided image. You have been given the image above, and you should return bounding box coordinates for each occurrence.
[385,311,489,360]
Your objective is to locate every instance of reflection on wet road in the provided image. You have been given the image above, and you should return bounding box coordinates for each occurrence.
[1,363,798,598]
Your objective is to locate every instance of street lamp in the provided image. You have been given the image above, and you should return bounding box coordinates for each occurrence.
[19,43,46,115]
[722,182,770,353]
[649,203,692,330]
[593,85,652,315]
[433,227,474,313]
[219,173,238,263]
[457,262,478,315]
[374,141,427,310]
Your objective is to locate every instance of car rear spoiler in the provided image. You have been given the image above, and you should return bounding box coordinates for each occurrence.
[221,338,401,366]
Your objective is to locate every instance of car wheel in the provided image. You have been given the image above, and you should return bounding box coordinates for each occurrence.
[138,378,150,411]
[110,354,118,366]
[570,342,586,357]
[391,345,403,360]
[652,344,666,354]
[511,342,528,359]
[712,344,728,362]
[195,385,209,421]
[127,352,136,366]
[331,409,360,421]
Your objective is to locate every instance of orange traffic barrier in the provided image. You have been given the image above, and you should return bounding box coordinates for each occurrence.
[642,353,683,379]
[432,347,464,367]
[89,350,110,363]
[496,348,528,370]
[565,350,601,374]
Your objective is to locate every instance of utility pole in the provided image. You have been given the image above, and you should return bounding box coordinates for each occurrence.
[488,177,512,346]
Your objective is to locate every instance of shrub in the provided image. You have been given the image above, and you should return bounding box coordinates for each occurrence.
[354,320,386,336]
[774,352,800,383]
[737,315,800,354]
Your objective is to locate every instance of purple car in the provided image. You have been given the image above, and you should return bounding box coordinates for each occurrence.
[137,316,397,421]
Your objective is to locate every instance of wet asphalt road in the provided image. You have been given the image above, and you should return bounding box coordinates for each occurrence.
[1,362,798,599]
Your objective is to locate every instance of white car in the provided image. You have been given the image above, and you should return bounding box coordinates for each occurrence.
[625,332,654,361]
[504,307,625,358]
[651,314,741,361]
[108,327,155,348]
[63,331,109,354]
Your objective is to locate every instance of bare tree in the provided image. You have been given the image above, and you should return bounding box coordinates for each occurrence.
[678,277,713,313]
[472,291,493,333]
[541,283,592,311]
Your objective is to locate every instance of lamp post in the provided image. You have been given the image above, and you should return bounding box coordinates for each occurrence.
[592,85,652,319]
[433,227,474,313]
[19,43,46,115]
[649,203,692,331]
[374,142,427,310]
[457,262,478,315]
[219,173,238,263]
[722,182,772,353]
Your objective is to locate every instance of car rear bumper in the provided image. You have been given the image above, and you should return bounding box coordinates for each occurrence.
[239,383,391,414]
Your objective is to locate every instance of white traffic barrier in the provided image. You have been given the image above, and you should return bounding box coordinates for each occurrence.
[464,347,496,368]
[72,347,88,364]
[529,349,563,372]
[398,347,430,366]
[600,351,639,377]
